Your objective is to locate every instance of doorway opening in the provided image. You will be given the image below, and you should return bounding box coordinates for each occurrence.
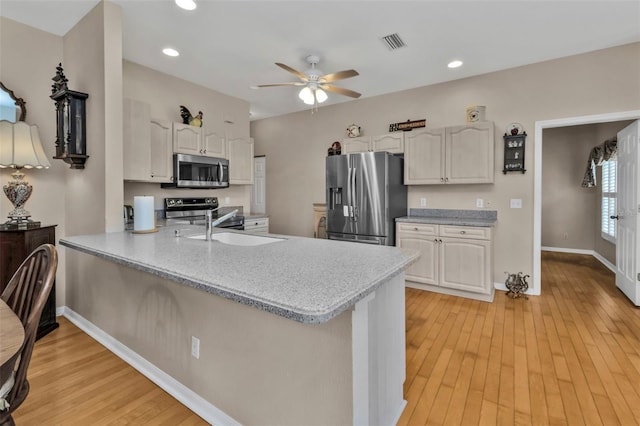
[533,110,640,294]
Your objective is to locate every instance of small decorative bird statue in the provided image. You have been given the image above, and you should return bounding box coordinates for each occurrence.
[179,105,203,127]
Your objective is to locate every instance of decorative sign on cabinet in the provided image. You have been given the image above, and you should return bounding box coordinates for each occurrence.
[396,222,494,302]
[404,122,495,185]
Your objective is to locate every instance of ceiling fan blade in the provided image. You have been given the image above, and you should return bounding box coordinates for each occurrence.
[320,84,362,99]
[319,69,359,83]
[254,82,306,88]
[275,63,308,81]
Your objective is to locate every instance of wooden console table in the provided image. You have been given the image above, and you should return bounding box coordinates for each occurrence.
[0,224,59,340]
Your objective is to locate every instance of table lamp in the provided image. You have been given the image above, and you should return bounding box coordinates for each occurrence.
[0,120,51,224]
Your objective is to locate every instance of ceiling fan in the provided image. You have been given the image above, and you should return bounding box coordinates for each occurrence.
[254,55,361,106]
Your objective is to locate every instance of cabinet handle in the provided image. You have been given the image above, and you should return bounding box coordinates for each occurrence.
[203,149,207,154]
[440,177,444,182]
[434,238,438,243]
[445,177,449,182]
[414,227,419,231]
[460,230,466,234]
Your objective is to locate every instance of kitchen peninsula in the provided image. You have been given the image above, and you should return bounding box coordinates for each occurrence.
[60,225,415,425]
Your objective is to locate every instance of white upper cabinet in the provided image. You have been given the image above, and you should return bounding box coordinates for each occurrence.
[404,128,446,184]
[148,119,173,182]
[202,127,227,158]
[342,133,404,154]
[173,123,203,156]
[342,136,371,154]
[228,136,254,184]
[404,122,494,185]
[445,123,494,184]
[371,132,404,153]
[123,98,172,183]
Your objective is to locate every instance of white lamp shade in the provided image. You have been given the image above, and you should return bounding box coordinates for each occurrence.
[316,88,328,103]
[0,120,51,169]
[298,87,314,104]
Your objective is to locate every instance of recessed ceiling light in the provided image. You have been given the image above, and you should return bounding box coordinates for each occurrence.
[163,48,180,57]
[175,0,196,10]
[448,60,463,69]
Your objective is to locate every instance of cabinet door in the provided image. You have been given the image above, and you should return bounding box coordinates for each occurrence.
[123,98,151,181]
[404,128,446,184]
[397,233,439,285]
[202,128,227,158]
[228,136,254,184]
[149,120,173,182]
[439,238,491,294]
[173,123,203,155]
[372,133,404,154]
[342,136,371,154]
[445,122,494,184]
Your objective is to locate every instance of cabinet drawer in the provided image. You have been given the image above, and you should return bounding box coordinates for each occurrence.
[440,225,491,240]
[397,222,438,236]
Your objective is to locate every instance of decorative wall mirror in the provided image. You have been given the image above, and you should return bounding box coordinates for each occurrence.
[0,81,27,122]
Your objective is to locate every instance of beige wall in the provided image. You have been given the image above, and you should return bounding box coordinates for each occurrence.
[0,17,66,305]
[251,42,640,284]
[66,252,353,425]
[122,60,252,212]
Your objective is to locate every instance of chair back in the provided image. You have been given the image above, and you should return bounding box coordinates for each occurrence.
[0,243,57,417]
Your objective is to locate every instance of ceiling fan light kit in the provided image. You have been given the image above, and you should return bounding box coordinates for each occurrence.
[255,54,361,109]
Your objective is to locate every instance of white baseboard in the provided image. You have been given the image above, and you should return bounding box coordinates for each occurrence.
[541,247,617,273]
[59,307,240,426]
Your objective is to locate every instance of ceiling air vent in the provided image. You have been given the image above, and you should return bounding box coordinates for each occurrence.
[381,33,406,51]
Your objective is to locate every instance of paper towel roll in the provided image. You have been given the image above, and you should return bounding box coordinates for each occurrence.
[134,196,155,232]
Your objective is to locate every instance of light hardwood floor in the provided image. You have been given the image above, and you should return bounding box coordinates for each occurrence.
[12,251,640,425]
[400,251,640,426]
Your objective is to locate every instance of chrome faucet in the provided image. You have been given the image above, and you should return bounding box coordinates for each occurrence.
[205,209,238,241]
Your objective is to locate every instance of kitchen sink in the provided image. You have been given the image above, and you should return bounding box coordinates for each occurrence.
[188,232,284,246]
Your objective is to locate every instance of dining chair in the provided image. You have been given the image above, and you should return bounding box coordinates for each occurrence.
[0,244,57,426]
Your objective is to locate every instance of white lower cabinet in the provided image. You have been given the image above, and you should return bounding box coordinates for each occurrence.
[396,223,494,302]
[244,217,269,234]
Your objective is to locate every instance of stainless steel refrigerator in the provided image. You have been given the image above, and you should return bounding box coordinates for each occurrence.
[326,151,407,245]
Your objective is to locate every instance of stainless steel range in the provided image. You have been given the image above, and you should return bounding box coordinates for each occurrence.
[164,197,244,229]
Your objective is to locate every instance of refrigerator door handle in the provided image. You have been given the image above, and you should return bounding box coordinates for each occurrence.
[346,166,352,218]
[352,166,357,220]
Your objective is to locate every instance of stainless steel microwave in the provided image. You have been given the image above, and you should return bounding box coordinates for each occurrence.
[161,153,229,189]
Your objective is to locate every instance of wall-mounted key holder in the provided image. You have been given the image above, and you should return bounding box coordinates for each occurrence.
[503,132,526,174]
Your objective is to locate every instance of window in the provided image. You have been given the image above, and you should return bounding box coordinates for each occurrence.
[601,159,617,242]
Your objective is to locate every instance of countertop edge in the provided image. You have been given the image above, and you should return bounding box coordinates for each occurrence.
[60,237,413,324]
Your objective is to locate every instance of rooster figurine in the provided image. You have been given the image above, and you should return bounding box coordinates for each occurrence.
[179,105,203,127]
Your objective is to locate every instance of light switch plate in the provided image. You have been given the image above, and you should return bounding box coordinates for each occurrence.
[476,198,484,208]
[510,198,523,209]
[420,198,427,207]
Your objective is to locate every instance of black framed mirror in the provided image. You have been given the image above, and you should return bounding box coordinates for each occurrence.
[0,81,26,122]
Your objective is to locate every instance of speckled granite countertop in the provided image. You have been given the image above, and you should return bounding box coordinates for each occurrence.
[60,225,415,324]
[396,208,497,227]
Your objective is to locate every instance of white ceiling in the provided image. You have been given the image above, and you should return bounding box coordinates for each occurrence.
[1,1,639,121]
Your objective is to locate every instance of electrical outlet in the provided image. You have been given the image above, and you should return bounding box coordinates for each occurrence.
[476,198,484,208]
[224,197,230,205]
[191,336,200,359]
[510,198,522,209]
[420,198,427,207]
